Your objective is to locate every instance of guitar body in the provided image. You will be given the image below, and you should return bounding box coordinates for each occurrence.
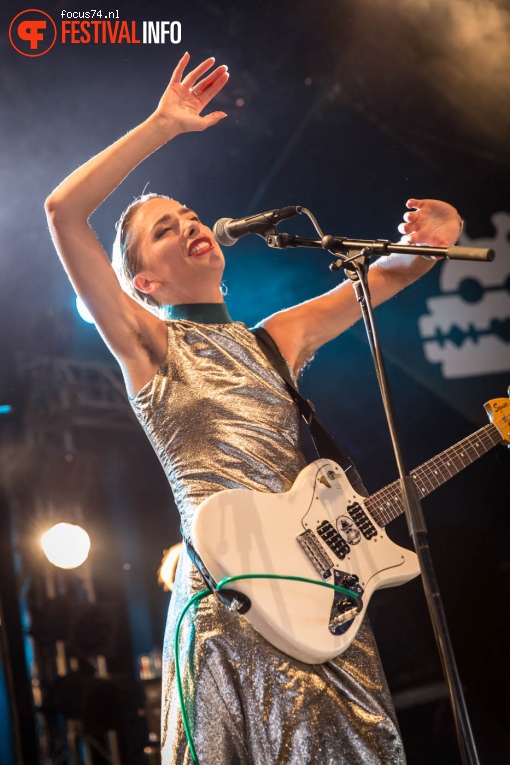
[192,459,420,664]
[192,394,509,663]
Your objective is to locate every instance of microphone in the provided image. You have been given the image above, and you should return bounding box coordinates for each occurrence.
[213,206,302,246]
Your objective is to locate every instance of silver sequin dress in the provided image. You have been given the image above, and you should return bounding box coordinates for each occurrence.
[130,319,406,765]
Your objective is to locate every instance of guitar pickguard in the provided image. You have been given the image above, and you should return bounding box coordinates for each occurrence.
[299,462,412,591]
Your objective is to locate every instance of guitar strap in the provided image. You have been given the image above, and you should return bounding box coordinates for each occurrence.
[252,326,368,498]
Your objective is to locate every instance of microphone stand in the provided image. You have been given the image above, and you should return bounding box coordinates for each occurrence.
[264,230,494,765]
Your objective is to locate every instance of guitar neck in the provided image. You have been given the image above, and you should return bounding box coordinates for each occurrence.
[365,423,503,527]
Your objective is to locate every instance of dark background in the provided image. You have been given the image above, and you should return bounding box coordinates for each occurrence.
[0,0,509,763]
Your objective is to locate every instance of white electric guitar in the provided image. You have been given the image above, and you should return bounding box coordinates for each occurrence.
[192,394,510,664]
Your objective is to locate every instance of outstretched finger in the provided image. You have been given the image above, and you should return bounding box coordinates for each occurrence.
[398,221,417,236]
[196,69,230,107]
[194,64,228,92]
[170,52,191,84]
[182,57,217,88]
[406,198,424,210]
[399,232,422,245]
[198,111,228,130]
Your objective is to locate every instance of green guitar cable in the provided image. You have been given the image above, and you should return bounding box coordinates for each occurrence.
[174,573,361,765]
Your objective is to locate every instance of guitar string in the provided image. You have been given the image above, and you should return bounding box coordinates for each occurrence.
[370,425,500,525]
[365,424,501,526]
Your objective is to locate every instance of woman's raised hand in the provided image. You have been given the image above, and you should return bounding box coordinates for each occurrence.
[398,199,463,248]
[154,53,229,135]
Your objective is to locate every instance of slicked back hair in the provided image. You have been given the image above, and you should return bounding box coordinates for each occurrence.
[112,193,170,316]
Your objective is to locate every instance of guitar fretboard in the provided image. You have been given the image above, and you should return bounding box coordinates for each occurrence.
[366,423,502,527]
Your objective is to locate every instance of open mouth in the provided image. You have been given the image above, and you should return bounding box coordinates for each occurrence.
[188,237,214,257]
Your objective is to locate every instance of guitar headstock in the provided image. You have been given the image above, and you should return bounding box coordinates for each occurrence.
[484,388,510,445]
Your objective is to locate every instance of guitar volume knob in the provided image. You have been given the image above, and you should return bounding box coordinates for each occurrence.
[340,574,359,590]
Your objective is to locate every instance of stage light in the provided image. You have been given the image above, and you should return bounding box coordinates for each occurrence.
[157,542,182,592]
[76,296,95,325]
[41,523,91,569]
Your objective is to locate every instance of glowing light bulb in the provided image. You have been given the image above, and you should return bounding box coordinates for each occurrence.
[41,523,91,569]
[158,542,183,592]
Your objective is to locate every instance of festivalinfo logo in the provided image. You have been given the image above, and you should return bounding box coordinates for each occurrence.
[9,9,57,57]
[9,8,182,56]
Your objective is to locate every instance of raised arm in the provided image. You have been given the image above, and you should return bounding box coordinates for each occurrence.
[45,54,229,369]
[262,199,463,375]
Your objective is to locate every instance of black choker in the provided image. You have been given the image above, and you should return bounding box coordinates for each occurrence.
[165,303,234,324]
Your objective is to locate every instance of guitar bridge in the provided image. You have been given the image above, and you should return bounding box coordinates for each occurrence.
[297,530,333,580]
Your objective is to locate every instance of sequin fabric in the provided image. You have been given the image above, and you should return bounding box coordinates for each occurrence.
[130,320,406,765]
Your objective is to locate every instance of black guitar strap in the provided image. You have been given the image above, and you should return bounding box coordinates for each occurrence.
[252,326,368,497]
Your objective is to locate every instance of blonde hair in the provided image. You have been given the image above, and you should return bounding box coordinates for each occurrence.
[112,193,170,316]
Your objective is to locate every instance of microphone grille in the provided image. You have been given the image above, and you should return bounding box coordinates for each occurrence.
[213,218,237,247]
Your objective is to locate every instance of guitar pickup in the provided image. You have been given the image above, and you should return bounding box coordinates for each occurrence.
[346,502,377,540]
[297,530,333,580]
[316,520,350,559]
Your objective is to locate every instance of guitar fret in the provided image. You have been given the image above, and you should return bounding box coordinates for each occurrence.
[366,423,502,527]
[375,494,393,526]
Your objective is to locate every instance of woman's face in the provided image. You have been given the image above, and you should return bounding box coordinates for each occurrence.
[131,197,225,303]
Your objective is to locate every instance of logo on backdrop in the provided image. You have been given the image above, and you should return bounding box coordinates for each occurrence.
[9,9,57,57]
[418,211,510,378]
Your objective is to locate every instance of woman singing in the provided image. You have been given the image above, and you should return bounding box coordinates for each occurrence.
[45,53,463,764]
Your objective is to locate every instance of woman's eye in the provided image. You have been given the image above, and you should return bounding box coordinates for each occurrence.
[156,226,172,239]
